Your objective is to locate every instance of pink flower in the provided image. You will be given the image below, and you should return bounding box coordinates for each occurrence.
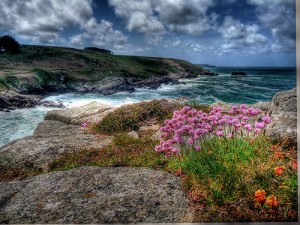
[195,146,201,151]
[188,137,195,145]
[227,133,233,138]
[255,122,265,129]
[244,124,252,131]
[262,115,272,124]
[216,131,223,137]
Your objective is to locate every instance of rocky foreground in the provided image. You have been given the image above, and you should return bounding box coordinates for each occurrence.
[0,88,296,223]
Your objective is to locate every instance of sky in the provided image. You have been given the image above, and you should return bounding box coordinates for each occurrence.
[0,0,296,67]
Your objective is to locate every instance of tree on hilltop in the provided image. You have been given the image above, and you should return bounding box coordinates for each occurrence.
[0,35,20,53]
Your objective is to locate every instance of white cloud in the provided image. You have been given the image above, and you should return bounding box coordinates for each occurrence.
[172,39,181,47]
[0,0,127,47]
[134,47,152,53]
[219,16,268,54]
[247,0,295,52]
[108,0,217,39]
[145,35,163,45]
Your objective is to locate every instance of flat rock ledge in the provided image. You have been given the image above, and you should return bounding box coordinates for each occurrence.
[0,102,114,170]
[0,166,190,223]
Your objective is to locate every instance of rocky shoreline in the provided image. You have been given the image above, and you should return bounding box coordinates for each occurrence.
[0,69,204,111]
[0,91,65,111]
[0,88,296,223]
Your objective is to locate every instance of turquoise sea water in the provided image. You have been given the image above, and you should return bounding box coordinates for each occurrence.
[0,67,296,147]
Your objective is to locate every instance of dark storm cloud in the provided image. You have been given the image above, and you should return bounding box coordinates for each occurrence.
[248,0,295,52]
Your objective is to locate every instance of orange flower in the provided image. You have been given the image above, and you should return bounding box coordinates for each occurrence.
[255,189,266,204]
[265,195,279,208]
[274,151,285,159]
[274,166,284,176]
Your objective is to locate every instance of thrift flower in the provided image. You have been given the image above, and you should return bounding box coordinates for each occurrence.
[195,146,201,151]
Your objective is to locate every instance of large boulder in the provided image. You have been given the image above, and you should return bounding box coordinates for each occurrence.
[267,88,297,143]
[45,101,114,125]
[0,102,114,170]
[0,166,191,223]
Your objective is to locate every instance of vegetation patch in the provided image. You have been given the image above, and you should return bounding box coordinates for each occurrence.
[92,99,178,135]
[0,164,42,182]
[49,134,167,171]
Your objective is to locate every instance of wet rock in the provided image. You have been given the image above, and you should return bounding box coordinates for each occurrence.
[39,101,65,108]
[199,71,219,75]
[0,91,40,110]
[0,166,190,223]
[231,71,247,75]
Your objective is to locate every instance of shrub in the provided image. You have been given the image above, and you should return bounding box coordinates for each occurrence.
[0,35,20,53]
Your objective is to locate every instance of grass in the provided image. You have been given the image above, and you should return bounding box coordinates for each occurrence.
[167,136,298,222]
[0,164,42,182]
[92,99,178,135]
[49,134,167,171]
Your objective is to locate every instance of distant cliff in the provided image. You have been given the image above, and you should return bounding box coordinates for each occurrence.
[0,45,206,95]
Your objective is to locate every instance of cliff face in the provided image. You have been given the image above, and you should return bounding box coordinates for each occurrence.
[0,45,205,95]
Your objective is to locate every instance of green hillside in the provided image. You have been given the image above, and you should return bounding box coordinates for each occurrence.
[0,45,205,94]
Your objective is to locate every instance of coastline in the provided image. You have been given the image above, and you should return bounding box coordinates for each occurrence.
[0,88,296,223]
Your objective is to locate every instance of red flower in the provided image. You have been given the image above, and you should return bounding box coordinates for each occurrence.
[274,166,284,176]
[255,190,266,204]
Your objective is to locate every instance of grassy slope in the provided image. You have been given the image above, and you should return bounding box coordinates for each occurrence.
[0,45,204,92]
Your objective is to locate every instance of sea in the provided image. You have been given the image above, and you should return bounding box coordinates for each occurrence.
[0,66,296,147]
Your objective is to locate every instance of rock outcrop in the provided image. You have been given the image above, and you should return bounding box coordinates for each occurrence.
[0,166,190,223]
[231,71,247,75]
[45,101,114,125]
[0,102,113,170]
[0,91,41,111]
[267,88,297,143]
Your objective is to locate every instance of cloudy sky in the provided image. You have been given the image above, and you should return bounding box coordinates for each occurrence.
[0,0,296,66]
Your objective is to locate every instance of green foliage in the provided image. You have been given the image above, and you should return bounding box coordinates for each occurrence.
[166,134,297,221]
[92,99,178,135]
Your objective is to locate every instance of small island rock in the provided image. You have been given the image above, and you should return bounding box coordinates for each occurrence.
[231,71,247,75]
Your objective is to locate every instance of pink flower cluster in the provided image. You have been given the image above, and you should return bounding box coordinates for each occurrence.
[155,104,272,157]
